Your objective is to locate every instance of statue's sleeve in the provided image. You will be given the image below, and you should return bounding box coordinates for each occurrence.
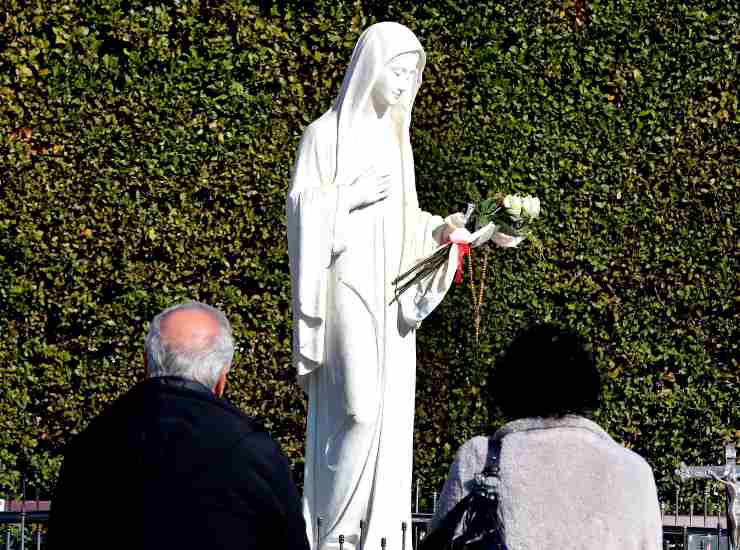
[286,121,347,379]
[397,208,456,328]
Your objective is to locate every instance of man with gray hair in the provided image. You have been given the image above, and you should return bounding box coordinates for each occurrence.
[49,301,310,550]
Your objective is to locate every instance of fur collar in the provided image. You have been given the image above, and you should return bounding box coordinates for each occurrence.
[493,414,613,442]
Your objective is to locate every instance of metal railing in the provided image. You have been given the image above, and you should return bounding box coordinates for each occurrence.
[0,506,47,550]
[0,477,48,550]
[659,483,730,550]
[0,479,732,550]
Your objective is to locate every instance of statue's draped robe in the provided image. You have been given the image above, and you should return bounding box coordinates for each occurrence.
[286,23,457,550]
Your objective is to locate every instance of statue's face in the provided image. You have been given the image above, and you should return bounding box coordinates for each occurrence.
[372,52,419,108]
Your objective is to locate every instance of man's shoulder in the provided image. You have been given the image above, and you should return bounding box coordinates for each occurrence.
[161,384,281,459]
[144,376,265,431]
[61,382,142,454]
[64,379,268,457]
[231,429,284,462]
[204,395,265,434]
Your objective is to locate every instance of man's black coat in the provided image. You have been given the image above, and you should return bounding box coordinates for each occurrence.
[48,376,309,550]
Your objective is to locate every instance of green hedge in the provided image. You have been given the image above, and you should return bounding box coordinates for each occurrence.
[1,0,737,504]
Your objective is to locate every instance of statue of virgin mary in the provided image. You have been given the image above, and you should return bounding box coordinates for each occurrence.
[287,22,468,550]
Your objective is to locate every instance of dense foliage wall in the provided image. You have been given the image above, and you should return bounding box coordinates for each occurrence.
[1,0,737,502]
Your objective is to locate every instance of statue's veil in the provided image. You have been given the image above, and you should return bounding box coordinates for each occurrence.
[286,23,431,379]
[330,21,427,255]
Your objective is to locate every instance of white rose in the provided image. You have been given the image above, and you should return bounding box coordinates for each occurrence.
[503,195,523,219]
[531,197,541,218]
[522,196,541,219]
[521,196,532,217]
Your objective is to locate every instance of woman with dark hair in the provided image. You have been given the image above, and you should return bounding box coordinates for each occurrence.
[426,323,662,550]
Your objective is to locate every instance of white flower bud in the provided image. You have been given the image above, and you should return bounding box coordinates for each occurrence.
[504,195,523,219]
[531,197,541,218]
[522,196,541,219]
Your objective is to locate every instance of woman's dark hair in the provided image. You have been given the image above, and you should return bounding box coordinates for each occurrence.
[489,323,601,419]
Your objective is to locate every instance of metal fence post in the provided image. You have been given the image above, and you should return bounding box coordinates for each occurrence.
[34,489,41,550]
[716,489,722,550]
[704,485,710,527]
[674,486,679,527]
[20,475,26,550]
[415,479,420,514]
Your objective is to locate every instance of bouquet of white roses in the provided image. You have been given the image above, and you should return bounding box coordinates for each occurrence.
[391,193,541,340]
[475,193,541,240]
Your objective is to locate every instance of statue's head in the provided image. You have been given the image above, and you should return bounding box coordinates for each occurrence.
[334,22,426,118]
[371,51,420,109]
[331,23,426,187]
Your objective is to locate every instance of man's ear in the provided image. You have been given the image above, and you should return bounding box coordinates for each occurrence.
[213,365,230,397]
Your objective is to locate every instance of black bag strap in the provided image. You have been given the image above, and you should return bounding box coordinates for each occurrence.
[421,438,505,550]
[472,437,502,499]
[485,436,502,473]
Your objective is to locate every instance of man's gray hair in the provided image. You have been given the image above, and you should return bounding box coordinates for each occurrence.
[145,301,234,389]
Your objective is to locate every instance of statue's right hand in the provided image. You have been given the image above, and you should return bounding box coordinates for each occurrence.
[348,166,391,211]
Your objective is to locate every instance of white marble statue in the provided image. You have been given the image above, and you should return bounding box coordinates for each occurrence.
[286,22,492,550]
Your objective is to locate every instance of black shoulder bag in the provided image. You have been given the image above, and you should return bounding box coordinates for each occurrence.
[420,438,507,550]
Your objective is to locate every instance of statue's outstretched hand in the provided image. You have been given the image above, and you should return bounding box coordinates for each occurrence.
[438,212,466,243]
[470,223,496,247]
[348,166,391,211]
[439,217,525,249]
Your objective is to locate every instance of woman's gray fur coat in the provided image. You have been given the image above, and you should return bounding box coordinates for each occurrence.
[431,415,662,550]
